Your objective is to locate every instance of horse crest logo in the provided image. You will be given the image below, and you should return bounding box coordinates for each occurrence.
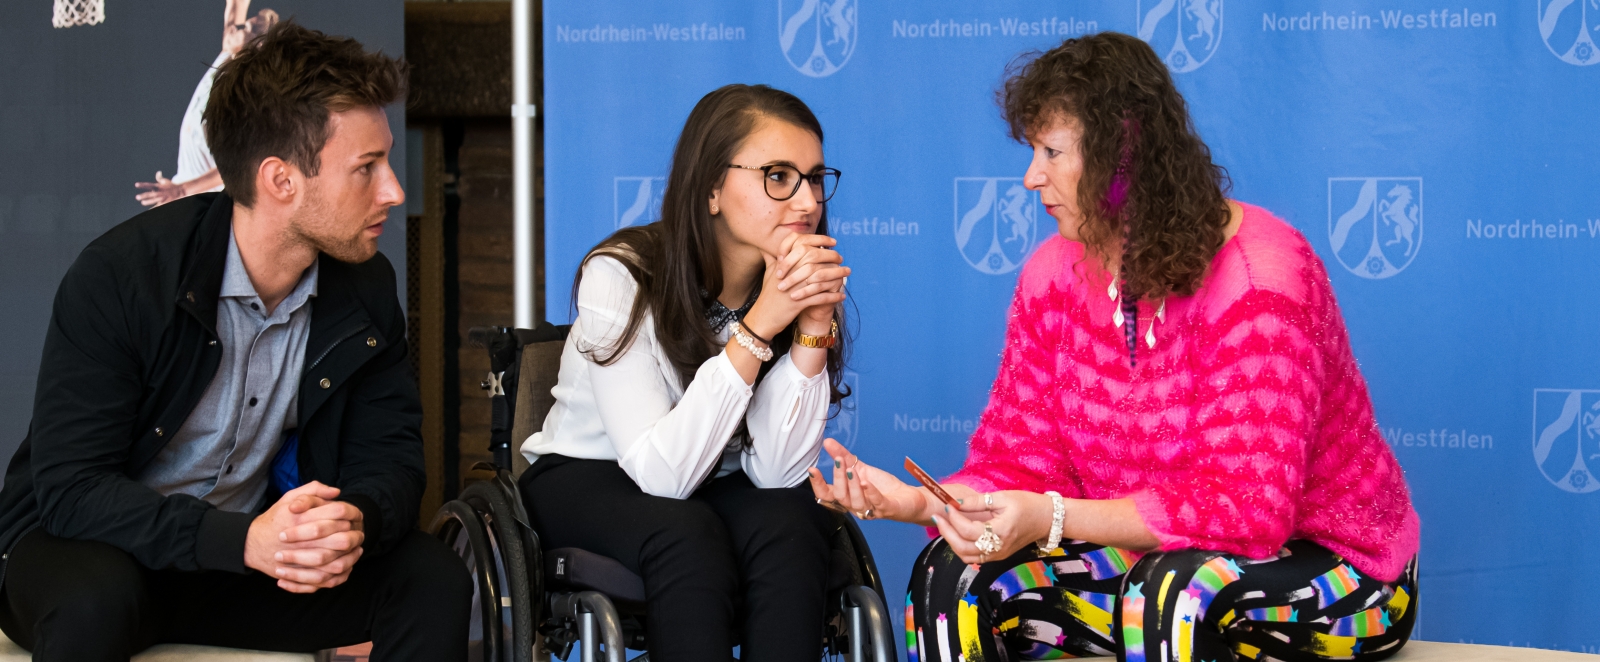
[1137,0,1224,73]
[779,0,858,78]
[1538,0,1600,65]
[1533,389,1600,494]
[824,370,861,452]
[954,178,1039,275]
[614,177,665,230]
[1327,177,1423,279]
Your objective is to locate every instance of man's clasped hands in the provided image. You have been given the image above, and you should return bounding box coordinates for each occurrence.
[244,481,366,593]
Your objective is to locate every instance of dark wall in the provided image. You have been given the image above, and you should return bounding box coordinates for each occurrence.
[0,0,406,483]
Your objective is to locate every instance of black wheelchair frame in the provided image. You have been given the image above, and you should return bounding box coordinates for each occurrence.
[431,324,896,662]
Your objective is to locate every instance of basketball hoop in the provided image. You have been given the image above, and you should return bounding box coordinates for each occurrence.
[52,0,104,28]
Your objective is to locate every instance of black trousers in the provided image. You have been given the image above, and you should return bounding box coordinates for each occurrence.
[0,527,472,662]
[520,456,832,662]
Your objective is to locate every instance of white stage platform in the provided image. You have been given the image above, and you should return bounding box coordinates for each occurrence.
[3,631,1596,661]
[0,632,313,661]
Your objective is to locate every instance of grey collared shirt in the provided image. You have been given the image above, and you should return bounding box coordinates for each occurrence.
[135,230,318,512]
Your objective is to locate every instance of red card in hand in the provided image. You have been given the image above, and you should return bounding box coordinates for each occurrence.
[904,457,961,508]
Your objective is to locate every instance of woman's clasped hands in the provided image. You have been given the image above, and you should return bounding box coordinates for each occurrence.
[805,438,1060,565]
[743,232,849,341]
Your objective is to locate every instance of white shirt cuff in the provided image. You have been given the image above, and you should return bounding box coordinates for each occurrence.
[773,352,829,388]
[711,349,754,396]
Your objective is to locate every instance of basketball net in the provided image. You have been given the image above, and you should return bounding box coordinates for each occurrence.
[52,0,104,28]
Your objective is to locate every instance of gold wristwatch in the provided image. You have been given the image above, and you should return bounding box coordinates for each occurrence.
[793,320,838,349]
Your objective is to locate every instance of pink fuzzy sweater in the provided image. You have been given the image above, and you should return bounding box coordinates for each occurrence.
[946,203,1419,582]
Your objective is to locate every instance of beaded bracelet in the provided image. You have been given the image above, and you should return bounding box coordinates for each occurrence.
[730,321,774,362]
[1037,491,1065,555]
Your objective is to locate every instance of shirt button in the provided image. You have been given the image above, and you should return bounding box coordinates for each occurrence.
[185,292,195,303]
[226,465,234,475]
[208,340,217,346]
[248,397,258,407]
[154,427,164,437]
[250,303,259,311]
[319,378,331,389]
[366,337,377,347]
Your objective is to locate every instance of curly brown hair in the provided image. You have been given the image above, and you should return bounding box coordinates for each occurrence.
[1000,32,1231,301]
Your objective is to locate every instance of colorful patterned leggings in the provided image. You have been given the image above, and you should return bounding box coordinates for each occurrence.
[906,538,1417,662]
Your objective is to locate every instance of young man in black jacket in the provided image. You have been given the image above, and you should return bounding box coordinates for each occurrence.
[0,22,470,661]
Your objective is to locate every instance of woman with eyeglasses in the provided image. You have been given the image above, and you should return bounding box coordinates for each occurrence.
[518,84,849,662]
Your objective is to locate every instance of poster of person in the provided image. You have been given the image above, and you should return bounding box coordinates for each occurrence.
[134,1,279,207]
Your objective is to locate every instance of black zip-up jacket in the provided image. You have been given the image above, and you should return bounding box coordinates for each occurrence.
[0,192,423,583]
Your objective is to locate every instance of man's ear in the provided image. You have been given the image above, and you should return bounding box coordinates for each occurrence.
[256,156,299,205]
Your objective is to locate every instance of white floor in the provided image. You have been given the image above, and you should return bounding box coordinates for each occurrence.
[1394,641,1599,661]
[0,632,312,661]
[4,631,1598,661]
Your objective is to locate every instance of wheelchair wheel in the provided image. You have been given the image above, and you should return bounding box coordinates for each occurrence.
[837,514,888,607]
[433,499,506,662]
[460,479,538,662]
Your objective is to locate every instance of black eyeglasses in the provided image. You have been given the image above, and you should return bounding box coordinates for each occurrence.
[727,163,841,203]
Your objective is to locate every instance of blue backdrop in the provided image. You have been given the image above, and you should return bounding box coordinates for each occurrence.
[543,0,1600,654]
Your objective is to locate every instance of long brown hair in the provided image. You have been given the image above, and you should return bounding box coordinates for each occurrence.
[573,84,851,417]
[1000,32,1231,302]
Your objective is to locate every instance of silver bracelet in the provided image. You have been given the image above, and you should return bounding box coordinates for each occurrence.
[730,321,773,362]
[1037,491,1065,555]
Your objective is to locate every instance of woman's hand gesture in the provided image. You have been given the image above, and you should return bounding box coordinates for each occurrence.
[931,490,1053,565]
[806,439,930,524]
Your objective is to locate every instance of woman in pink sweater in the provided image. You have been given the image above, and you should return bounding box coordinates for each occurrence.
[809,33,1419,662]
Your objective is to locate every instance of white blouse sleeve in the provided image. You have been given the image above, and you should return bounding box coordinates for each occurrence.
[578,256,754,499]
[742,353,831,488]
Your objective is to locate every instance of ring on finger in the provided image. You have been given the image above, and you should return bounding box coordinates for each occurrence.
[976,523,1003,555]
[816,497,848,513]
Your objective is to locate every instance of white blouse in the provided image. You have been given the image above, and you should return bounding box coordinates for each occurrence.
[519,254,833,499]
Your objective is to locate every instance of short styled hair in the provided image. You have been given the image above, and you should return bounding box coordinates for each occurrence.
[204,21,406,206]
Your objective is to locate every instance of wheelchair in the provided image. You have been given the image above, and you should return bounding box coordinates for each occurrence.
[431,324,896,662]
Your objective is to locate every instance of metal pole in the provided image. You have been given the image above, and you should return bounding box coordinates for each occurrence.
[579,611,597,662]
[850,605,864,661]
[511,0,535,329]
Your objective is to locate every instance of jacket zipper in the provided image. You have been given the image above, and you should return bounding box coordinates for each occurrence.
[309,323,371,372]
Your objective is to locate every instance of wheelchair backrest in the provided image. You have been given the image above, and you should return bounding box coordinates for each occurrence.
[509,328,568,478]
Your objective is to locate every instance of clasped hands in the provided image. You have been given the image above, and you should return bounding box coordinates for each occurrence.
[742,232,849,341]
[806,438,1057,564]
[244,481,365,593]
